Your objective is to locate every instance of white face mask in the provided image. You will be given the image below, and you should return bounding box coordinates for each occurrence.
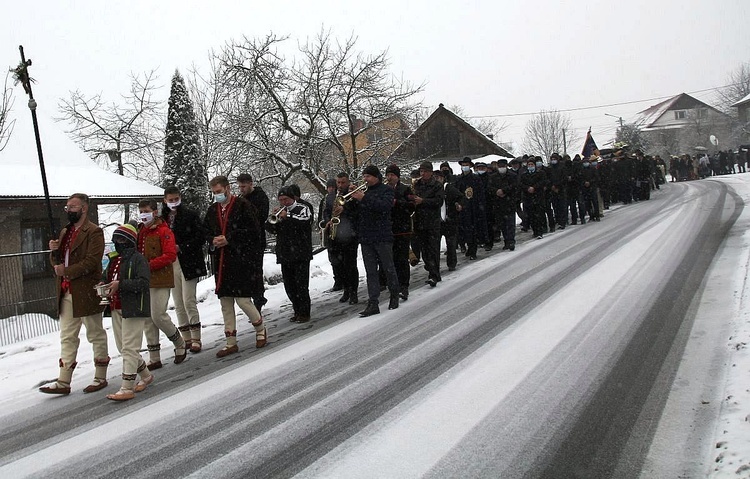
[138,212,154,224]
[461,166,471,173]
[498,167,507,174]
[166,199,181,210]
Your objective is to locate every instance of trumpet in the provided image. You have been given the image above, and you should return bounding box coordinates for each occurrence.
[335,182,368,206]
[267,207,288,225]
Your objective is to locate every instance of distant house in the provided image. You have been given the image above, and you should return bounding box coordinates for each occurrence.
[634,93,734,155]
[0,114,164,319]
[335,114,412,168]
[388,104,511,169]
[733,93,750,142]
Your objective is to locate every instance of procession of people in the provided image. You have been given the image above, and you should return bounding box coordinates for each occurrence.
[39,148,686,402]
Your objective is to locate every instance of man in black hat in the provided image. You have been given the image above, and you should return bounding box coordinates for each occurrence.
[434,169,464,270]
[520,158,547,239]
[487,159,518,250]
[546,153,567,231]
[410,161,444,287]
[384,164,414,300]
[454,157,487,260]
[350,165,400,316]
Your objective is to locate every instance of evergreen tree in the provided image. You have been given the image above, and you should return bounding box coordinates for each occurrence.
[162,69,208,212]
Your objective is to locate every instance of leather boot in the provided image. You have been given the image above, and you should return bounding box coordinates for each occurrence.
[349,290,359,305]
[359,301,380,317]
[388,294,399,310]
[339,288,350,303]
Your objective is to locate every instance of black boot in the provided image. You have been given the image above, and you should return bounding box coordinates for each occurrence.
[359,301,380,317]
[509,242,515,251]
[399,286,409,301]
[339,289,350,303]
[349,290,359,305]
[388,294,399,310]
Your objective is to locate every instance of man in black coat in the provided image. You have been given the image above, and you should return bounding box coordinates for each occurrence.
[454,157,487,260]
[520,158,548,239]
[545,153,567,230]
[487,159,518,250]
[163,186,208,353]
[204,176,267,357]
[350,165,400,316]
[266,185,314,323]
[410,161,445,287]
[434,169,464,270]
[579,159,601,221]
[323,172,361,305]
[318,179,342,291]
[384,164,415,300]
[237,173,270,313]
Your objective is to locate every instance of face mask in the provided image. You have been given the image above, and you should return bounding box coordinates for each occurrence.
[214,193,227,203]
[550,160,558,165]
[138,212,154,224]
[441,169,451,176]
[527,166,536,173]
[114,242,135,255]
[536,162,543,168]
[498,167,507,174]
[461,166,470,173]
[66,210,82,224]
[583,162,590,168]
[166,199,181,210]
[476,170,486,175]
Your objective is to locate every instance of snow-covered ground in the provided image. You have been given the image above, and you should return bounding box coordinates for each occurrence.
[2,176,750,476]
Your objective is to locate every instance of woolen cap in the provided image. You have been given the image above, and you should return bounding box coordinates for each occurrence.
[385,164,401,177]
[363,164,381,178]
[113,224,138,245]
[419,161,433,171]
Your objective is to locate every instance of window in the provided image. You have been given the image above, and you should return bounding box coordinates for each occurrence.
[21,225,49,276]
[673,110,687,120]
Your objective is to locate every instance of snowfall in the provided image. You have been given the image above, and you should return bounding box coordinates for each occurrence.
[2,175,750,477]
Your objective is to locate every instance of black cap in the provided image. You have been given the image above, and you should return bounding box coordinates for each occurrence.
[363,164,381,178]
[385,163,401,177]
[459,157,474,166]
[419,161,433,171]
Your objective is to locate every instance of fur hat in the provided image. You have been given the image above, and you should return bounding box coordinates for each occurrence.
[113,224,138,245]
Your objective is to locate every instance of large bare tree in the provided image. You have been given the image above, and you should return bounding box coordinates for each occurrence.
[207,30,423,194]
[57,70,165,182]
[0,71,14,152]
[522,109,580,159]
[716,61,750,112]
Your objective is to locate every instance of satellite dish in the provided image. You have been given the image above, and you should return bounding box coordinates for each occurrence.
[710,135,719,146]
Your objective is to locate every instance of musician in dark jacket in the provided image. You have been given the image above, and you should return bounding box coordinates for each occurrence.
[350,165,400,316]
[384,164,414,300]
[434,169,464,270]
[411,161,445,287]
[237,173,270,313]
[454,157,487,260]
[265,186,314,323]
[324,172,361,305]
[487,159,518,250]
[545,154,567,231]
[204,176,266,357]
[520,158,548,239]
[579,159,601,222]
[162,186,207,353]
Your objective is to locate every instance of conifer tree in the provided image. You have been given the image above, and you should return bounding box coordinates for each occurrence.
[162,69,208,212]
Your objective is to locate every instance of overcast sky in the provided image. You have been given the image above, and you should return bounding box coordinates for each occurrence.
[2,0,748,155]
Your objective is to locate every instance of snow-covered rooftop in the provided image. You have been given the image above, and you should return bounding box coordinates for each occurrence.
[0,109,163,199]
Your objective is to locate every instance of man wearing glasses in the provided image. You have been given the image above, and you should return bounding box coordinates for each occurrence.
[40,193,109,395]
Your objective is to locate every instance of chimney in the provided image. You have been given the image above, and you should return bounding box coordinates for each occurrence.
[487,134,494,140]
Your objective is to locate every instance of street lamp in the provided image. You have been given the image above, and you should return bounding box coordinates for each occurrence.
[605,113,624,127]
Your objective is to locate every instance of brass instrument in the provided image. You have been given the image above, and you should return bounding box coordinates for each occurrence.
[267,207,287,225]
[335,182,368,206]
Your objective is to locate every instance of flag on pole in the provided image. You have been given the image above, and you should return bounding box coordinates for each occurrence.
[581,128,600,158]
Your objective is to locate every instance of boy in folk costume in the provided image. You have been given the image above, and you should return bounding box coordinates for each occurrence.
[100,224,155,401]
[204,176,267,357]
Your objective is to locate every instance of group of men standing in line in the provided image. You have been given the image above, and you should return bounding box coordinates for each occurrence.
[39,149,663,401]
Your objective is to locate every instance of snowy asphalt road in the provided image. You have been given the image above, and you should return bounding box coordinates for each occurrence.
[0,179,741,478]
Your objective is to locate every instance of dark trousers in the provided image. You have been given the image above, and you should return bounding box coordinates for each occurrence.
[485,209,496,247]
[280,261,311,317]
[379,235,411,289]
[251,249,266,311]
[415,228,441,282]
[549,192,567,227]
[581,188,600,220]
[524,196,546,236]
[440,222,458,269]
[362,242,399,302]
[329,241,359,293]
[498,213,515,244]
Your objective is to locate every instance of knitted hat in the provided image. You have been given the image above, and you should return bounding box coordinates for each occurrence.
[385,163,401,177]
[418,161,433,172]
[362,164,381,178]
[112,223,138,245]
[278,186,293,199]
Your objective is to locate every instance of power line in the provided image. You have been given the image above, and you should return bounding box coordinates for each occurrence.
[467,83,736,119]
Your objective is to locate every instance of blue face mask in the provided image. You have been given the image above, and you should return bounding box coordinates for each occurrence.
[461,166,471,173]
[550,160,558,165]
[214,193,227,203]
[583,162,590,168]
[527,166,536,173]
[476,170,486,175]
[536,162,543,168]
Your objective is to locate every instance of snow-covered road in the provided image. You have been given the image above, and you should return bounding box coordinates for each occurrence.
[0,177,747,478]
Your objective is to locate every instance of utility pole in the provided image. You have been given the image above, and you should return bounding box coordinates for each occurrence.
[605,113,624,128]
[562,128,567,155]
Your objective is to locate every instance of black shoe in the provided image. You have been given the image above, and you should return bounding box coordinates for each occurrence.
[558,224,565,230]
[399,286,409,301]
[549,226,556,233]
[388,295,399,310]
[502,242,510,250]
[349,292,359,305]
[339,289,350,303]
[468,255,477,260]
[484,245,493,252]
[536,235,543,239]
[326,284,343,293]
[359,301,380,317]
[426,278,437,288]
[509,242,515,251]
[290,315,310,323]
[448,266,456,271]
[521,227,529,232]
[580,220,586,224]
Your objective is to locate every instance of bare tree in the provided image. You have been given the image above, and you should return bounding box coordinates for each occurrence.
[522,109,580,159]
[716,61,750,111]
[0,71,15,152]
[449,104,509,143]
[212,30,423,194]
[57,70,165,182]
